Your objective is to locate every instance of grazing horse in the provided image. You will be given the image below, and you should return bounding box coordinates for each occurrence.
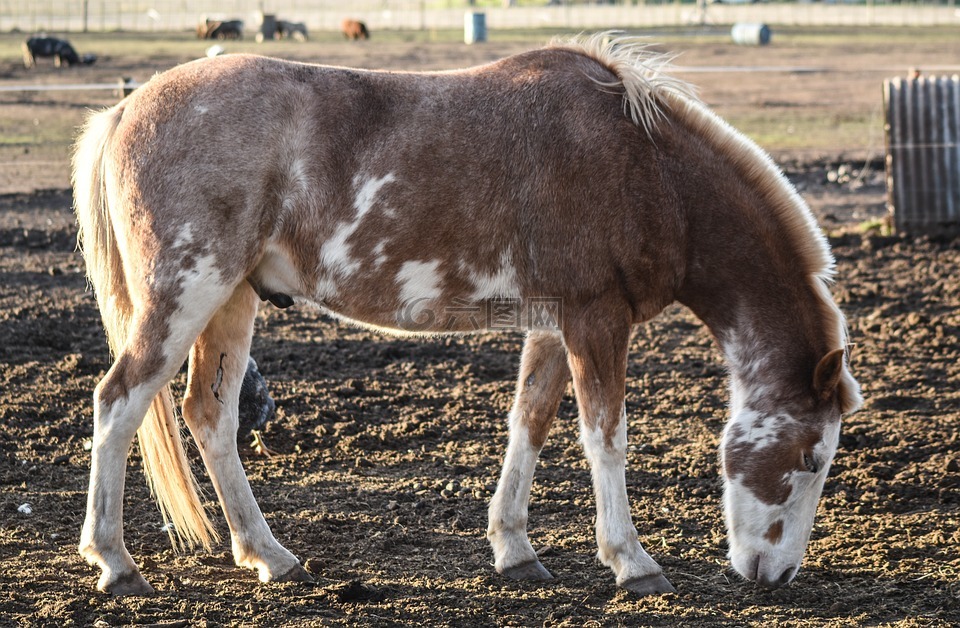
[340,19,369,40]
[72,34,861,597]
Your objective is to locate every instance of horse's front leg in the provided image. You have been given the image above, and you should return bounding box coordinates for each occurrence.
[564,314,676,596]
[488,331,570,580]
[181,284,311,585]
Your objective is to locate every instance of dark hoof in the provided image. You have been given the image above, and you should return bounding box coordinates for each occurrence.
[501,560,554,581]
[274,564,314,584]
[621,573,676,596]
[100,571,155,596]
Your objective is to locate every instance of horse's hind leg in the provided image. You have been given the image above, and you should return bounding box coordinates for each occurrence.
[181,284,311,584]
[80,305,224,594]
[488,331,570,581]
[564,312,676,596]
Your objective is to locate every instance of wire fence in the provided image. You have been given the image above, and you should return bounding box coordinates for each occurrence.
[3,0,959,33]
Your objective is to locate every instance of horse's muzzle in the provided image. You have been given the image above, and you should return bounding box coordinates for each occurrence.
[737,553,800,590]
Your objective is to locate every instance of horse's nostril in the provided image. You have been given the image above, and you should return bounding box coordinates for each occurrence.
[777,566,795,586]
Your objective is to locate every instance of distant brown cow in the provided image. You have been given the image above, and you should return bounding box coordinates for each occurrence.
[340,19,369,40]
[197,19,243,40]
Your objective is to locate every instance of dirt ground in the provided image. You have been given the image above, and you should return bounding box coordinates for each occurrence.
[1,31,958,627]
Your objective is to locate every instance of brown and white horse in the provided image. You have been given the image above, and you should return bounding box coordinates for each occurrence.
[72,35,861,597]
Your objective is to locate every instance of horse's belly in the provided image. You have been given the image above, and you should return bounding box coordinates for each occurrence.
[248,241,561,335]
[318,291,563,336]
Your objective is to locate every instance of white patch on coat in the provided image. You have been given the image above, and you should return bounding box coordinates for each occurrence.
[281,157,310,213]
[396,259,443,303]
[371,240,388,268]
[465,249,521,301]
[173,223,195,249]
[395,259,443,328]
[320,173,396,277]
[724,410,797,452]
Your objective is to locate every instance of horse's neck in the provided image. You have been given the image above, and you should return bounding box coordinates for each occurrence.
[676,210,828,411]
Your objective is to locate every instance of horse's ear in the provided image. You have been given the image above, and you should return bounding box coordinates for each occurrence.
[813,348,846,401]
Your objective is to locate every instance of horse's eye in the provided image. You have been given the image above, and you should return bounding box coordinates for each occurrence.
[802,453,819,474]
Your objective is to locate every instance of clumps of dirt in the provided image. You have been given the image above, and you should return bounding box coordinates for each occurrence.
[0,191,957,625]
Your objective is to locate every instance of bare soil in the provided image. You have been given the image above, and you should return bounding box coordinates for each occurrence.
[1,32,958,627]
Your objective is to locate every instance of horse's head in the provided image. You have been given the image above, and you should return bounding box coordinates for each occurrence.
[720,348,861,589]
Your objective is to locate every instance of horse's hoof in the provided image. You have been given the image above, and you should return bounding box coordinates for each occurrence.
[621,573,676,596]
[99,571,156,596]
[274,564,314,584]
[501,559,554,581]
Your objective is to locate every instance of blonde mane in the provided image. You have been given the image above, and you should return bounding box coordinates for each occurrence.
[549,33,698,137]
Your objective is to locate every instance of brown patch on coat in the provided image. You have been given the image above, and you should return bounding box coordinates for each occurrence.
[723,420,823,505]
[764,520,784,544]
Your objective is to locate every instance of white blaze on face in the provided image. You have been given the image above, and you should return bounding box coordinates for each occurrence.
[721,409,841,588]
[728,410,799,450]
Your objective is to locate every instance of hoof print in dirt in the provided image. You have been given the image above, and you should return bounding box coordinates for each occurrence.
[238,357,276,441]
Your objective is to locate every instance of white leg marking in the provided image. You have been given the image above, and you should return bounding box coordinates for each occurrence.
[192,411,301,581]
[580,408,662,584]
[79,382,162,592]
[487,408,542,571]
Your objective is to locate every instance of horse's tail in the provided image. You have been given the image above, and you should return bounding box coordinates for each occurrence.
[72,105,219,552]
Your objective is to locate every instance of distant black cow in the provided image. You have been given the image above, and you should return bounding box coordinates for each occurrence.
[197,19,244,40]
[22,36,96,68]
[276,20,308,42]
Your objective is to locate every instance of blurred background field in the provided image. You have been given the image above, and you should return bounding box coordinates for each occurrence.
[0,6,958,198]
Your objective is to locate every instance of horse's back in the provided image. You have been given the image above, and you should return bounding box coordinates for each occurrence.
[102,49,679,333]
